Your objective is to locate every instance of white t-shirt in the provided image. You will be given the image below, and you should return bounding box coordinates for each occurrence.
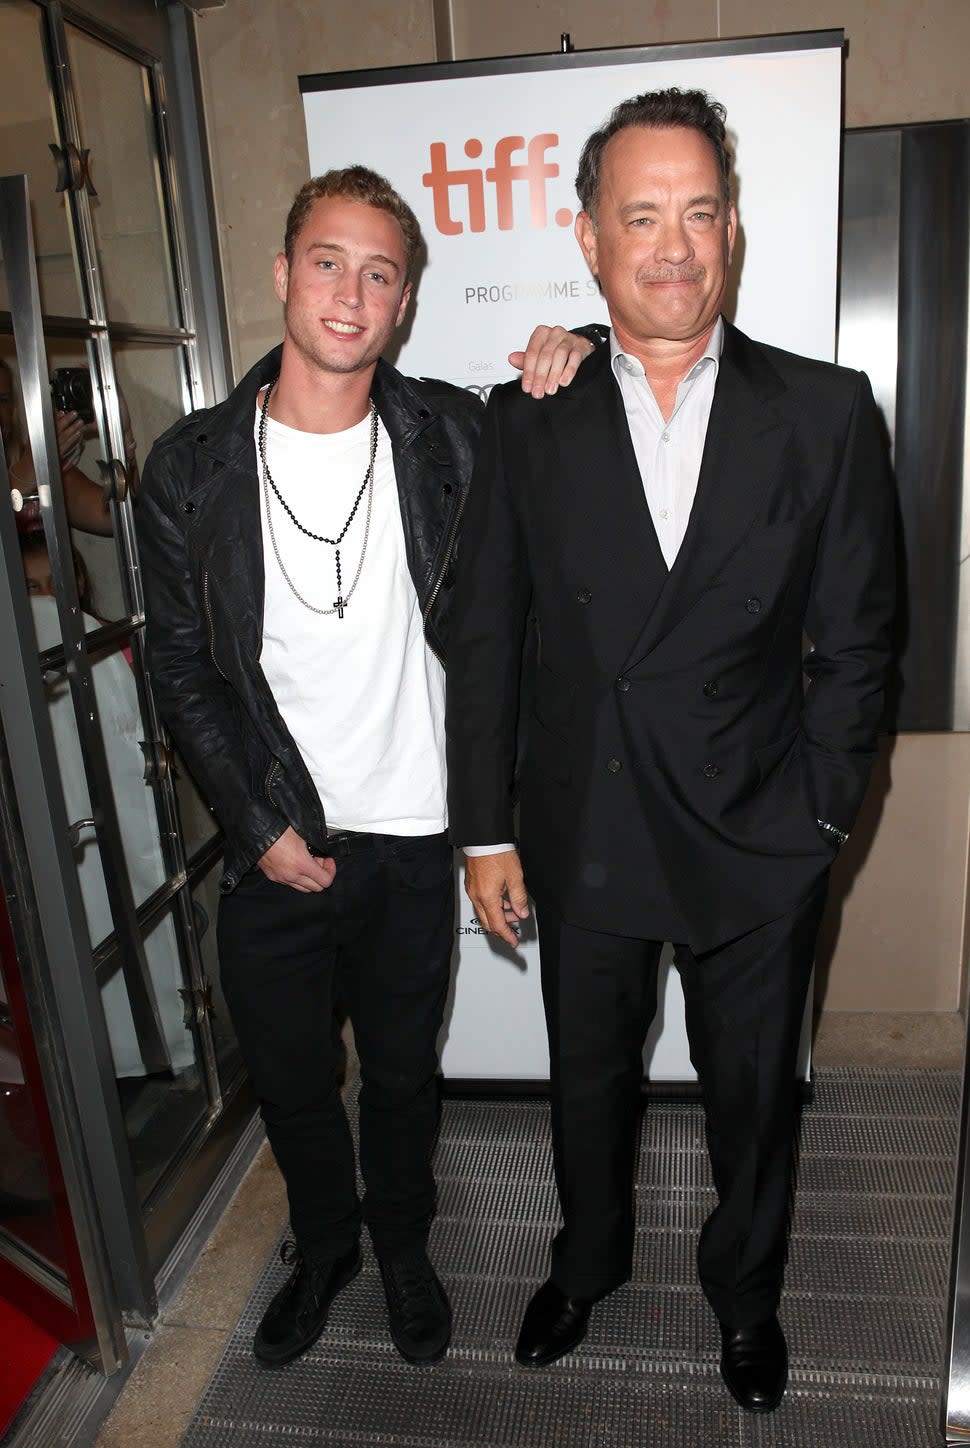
[256,407,447,835]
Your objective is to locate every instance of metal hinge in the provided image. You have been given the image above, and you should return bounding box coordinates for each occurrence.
[179,979,214,1027]
[140,739,174,784]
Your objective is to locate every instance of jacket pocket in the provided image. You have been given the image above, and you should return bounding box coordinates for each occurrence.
[754,727,801,786]
[525,715,572,786]
[749,727,828,855]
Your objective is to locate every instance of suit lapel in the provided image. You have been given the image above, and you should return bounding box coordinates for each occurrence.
[553,344,669,619]
[621,323,793,668]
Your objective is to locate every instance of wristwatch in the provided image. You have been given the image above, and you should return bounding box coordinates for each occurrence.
[816,817,849,848]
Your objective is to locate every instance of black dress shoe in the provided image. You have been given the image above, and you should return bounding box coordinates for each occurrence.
[378,1248,452,1364]
[719,1314,788,1412]
[254,1239,361,1366]
[515,1280,592,1367]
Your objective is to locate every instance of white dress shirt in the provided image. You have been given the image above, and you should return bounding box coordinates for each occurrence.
[610,315,723,569]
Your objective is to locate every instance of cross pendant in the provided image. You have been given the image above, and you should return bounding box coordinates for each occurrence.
[333,595,346,619]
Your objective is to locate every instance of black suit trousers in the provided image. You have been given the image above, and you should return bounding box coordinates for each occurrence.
[217,831,454,1258]
[536,878,827,1326]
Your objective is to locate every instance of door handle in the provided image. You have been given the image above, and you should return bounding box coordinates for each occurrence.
[8,485,39,513]
[95,458,128,504]
[67,816,96,847]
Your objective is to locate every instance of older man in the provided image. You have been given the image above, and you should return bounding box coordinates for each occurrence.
[447,90,894,1411]
[137,165,591,1370]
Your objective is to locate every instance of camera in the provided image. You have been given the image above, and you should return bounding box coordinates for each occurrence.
[50,367,94,424]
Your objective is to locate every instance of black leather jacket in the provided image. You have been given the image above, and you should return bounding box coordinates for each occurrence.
[137,345,483,892]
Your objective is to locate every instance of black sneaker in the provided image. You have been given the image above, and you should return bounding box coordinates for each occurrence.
[254,1239,361,1367]
[378,1248,452,1364]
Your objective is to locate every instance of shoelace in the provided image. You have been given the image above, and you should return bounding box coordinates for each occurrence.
[278,1239,337,1308]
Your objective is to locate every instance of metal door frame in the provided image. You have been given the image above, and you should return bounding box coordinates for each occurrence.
[0,241,136,1361]
[0,0,239,1369]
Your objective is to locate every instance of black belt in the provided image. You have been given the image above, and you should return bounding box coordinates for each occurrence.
[305,828,377,858]
[308,828,447,859]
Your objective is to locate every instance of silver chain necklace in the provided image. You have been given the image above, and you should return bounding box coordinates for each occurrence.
[258,378,379,618]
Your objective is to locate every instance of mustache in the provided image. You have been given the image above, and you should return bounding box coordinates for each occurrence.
[636,266,705,284]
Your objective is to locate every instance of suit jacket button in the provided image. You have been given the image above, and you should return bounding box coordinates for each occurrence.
[607,757,622,773]
[703,762,720,778]
[576,588,592,604]
[182,500,196,514]
[616,675,630,692]
[702,680,718,697]
[745,596,762,614]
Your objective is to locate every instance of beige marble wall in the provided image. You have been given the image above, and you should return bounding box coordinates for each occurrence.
[194,0,970,1015]
[816,735,970,1013]
[450,0,970,128]
[192,0,435,373]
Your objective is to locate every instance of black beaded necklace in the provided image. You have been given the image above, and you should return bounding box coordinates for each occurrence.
[258,377,379,618]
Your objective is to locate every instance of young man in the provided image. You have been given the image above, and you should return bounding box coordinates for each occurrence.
[137,166,592,1368]
[447,90,894,1412]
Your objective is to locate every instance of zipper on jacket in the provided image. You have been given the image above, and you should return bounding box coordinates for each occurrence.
[265,758,280,805]
[202,569,229,680]
[422,488,467,662]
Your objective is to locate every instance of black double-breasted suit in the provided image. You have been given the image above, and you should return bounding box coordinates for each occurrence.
[446,320,894,1322]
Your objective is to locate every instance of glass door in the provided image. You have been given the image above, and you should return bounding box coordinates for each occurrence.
[0,0,242,1369]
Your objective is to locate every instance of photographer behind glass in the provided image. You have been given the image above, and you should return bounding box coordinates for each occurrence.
[1,356,137,537]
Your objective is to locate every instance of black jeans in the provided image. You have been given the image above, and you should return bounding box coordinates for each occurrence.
[217,831,454,1259]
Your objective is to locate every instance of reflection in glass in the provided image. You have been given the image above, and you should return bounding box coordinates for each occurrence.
[175,760,218,862]
[1,339,116,628]
[0,957,68,1275]
[29,583,197,1085]
[28,591,169,921]
[2,332,137,624]
[66,25,179,328]
[0,1,85,317]
[108,342,218,854]
[118,907,206,1206]
[111,343,189,483]
[43,336,126,621]
[73,341,190,623]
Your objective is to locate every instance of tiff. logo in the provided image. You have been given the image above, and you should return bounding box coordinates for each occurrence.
[422,134,575,235]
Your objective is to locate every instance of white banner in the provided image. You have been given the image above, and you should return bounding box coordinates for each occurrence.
[301,36,841,1080]
[302,36,842,393]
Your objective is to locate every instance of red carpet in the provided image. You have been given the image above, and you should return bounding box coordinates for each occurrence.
[0,1295,58,1436]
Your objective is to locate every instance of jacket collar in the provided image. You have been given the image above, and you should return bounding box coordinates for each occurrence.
[190,346,438,462]
[189,344,283,468]
[550,339,670,620]
[371,357,439,450]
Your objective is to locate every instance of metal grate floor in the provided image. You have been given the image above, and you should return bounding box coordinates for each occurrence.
[180,1069,958,1448]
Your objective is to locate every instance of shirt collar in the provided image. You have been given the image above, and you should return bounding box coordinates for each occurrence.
[610,315,724,383]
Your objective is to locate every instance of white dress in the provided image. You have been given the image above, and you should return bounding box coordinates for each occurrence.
[30,594,195,1078]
